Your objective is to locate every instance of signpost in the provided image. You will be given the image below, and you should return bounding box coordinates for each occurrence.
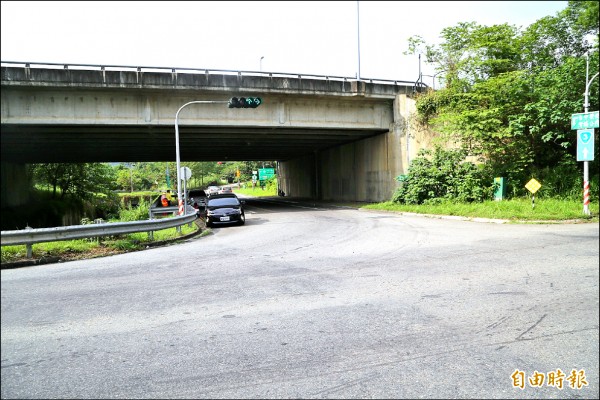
[180,167,192,215]
[573,52,599,216]
[525,178,541,209]
[577,129,595,162]
[257,168,275,189]
[251,170,258,187]
[258,168,275,181]
[571,111,599,130]
[575,128,594,214]
[571,121,596,215]
[181,166,192,181]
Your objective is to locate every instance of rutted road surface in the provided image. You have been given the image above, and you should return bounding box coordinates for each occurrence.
[2,198,598,399]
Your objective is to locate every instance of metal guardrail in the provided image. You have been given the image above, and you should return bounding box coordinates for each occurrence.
[1,206,198,258]
[0,60,419,87]
[149,205,180,219]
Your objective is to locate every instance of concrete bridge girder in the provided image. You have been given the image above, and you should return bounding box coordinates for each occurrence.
[2,87,393,163]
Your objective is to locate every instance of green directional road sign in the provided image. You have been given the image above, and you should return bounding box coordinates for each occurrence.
[577,129,595,161]
[258,168,275,181]
[571,111,599,130]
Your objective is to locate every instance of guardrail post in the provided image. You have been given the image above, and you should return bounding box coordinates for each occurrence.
[148,207,154,241]
[25,225,33,258]
[147,205,183,239]
[94,218,105,243]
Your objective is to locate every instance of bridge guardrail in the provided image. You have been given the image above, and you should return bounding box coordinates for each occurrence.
[0,60,420,87]
[1,206,198,258]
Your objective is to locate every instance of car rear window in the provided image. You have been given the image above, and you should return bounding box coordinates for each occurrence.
[207,197,240,207]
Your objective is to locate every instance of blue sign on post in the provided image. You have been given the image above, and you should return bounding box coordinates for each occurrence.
[577,129,595,161]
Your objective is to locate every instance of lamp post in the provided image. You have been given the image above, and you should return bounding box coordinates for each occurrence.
[582,51,599,215]
[421,70,446,90]
[356,1,361,80]
[260,56,264,72]
[128,162,134,193]
[174,100,228,215]
[584,52,599,114]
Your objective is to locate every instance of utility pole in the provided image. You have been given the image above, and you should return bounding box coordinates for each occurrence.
[582,51,599,215]
[129,163,134,193]
[174,97,263,214]
[356,1,361,80]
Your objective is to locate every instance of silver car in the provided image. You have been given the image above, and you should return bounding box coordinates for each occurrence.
[206,186,220,196]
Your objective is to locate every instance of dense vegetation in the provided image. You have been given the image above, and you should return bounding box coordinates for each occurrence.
[398,1,599,203]
[393,148,493,205]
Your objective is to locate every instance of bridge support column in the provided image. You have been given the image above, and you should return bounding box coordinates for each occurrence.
[278,153,317,199]
[279,94,435,203]
[1,162,31,208]
[392,94,412,176]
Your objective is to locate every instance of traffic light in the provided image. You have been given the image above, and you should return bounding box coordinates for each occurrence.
[228,96,262,108]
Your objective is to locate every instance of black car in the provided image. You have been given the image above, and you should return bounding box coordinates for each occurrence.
[202,194,245,227]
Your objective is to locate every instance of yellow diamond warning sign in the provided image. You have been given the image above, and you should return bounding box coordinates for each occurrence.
[525,178,542,194]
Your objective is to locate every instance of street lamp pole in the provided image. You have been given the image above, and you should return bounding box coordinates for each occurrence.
[129,163,134,193]
[582,51,599,215]
[356,1,361,80]
[260,56,264,72]
[174,100,228,215]
[422,70,446,90]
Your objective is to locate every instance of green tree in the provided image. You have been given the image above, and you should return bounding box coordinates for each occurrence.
[404,1,598,197]
[187,161,220,188]
[30,163,116,199]
[115,164,142,192]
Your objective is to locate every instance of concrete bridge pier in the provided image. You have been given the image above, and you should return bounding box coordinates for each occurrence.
[278,93,433,203]
[1,162,30,209]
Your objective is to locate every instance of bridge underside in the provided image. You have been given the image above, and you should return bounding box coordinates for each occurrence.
[1,124,387,163]
[1,65,427,205]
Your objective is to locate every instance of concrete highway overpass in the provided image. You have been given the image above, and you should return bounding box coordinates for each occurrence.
[1,62,434,206]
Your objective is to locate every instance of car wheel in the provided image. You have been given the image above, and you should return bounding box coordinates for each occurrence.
[238,213,245,226]
[206,220,212,228]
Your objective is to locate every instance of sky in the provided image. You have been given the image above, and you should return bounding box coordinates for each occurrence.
[1,1,569,84]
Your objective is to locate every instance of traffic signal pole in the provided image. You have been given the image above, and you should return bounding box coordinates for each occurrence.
[174,101,227,215]
[174,97,263,214]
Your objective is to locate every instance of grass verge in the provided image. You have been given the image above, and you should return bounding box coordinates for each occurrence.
[363,198,599,222]
[234,186,277,197]
[1,223,201,264]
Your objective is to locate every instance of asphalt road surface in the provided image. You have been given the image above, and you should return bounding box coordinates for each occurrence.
[1,198,598,399]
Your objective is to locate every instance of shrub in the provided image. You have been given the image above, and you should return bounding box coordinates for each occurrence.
[265,176,278,193]
[392,147,494,204]
[117,199,151,222]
